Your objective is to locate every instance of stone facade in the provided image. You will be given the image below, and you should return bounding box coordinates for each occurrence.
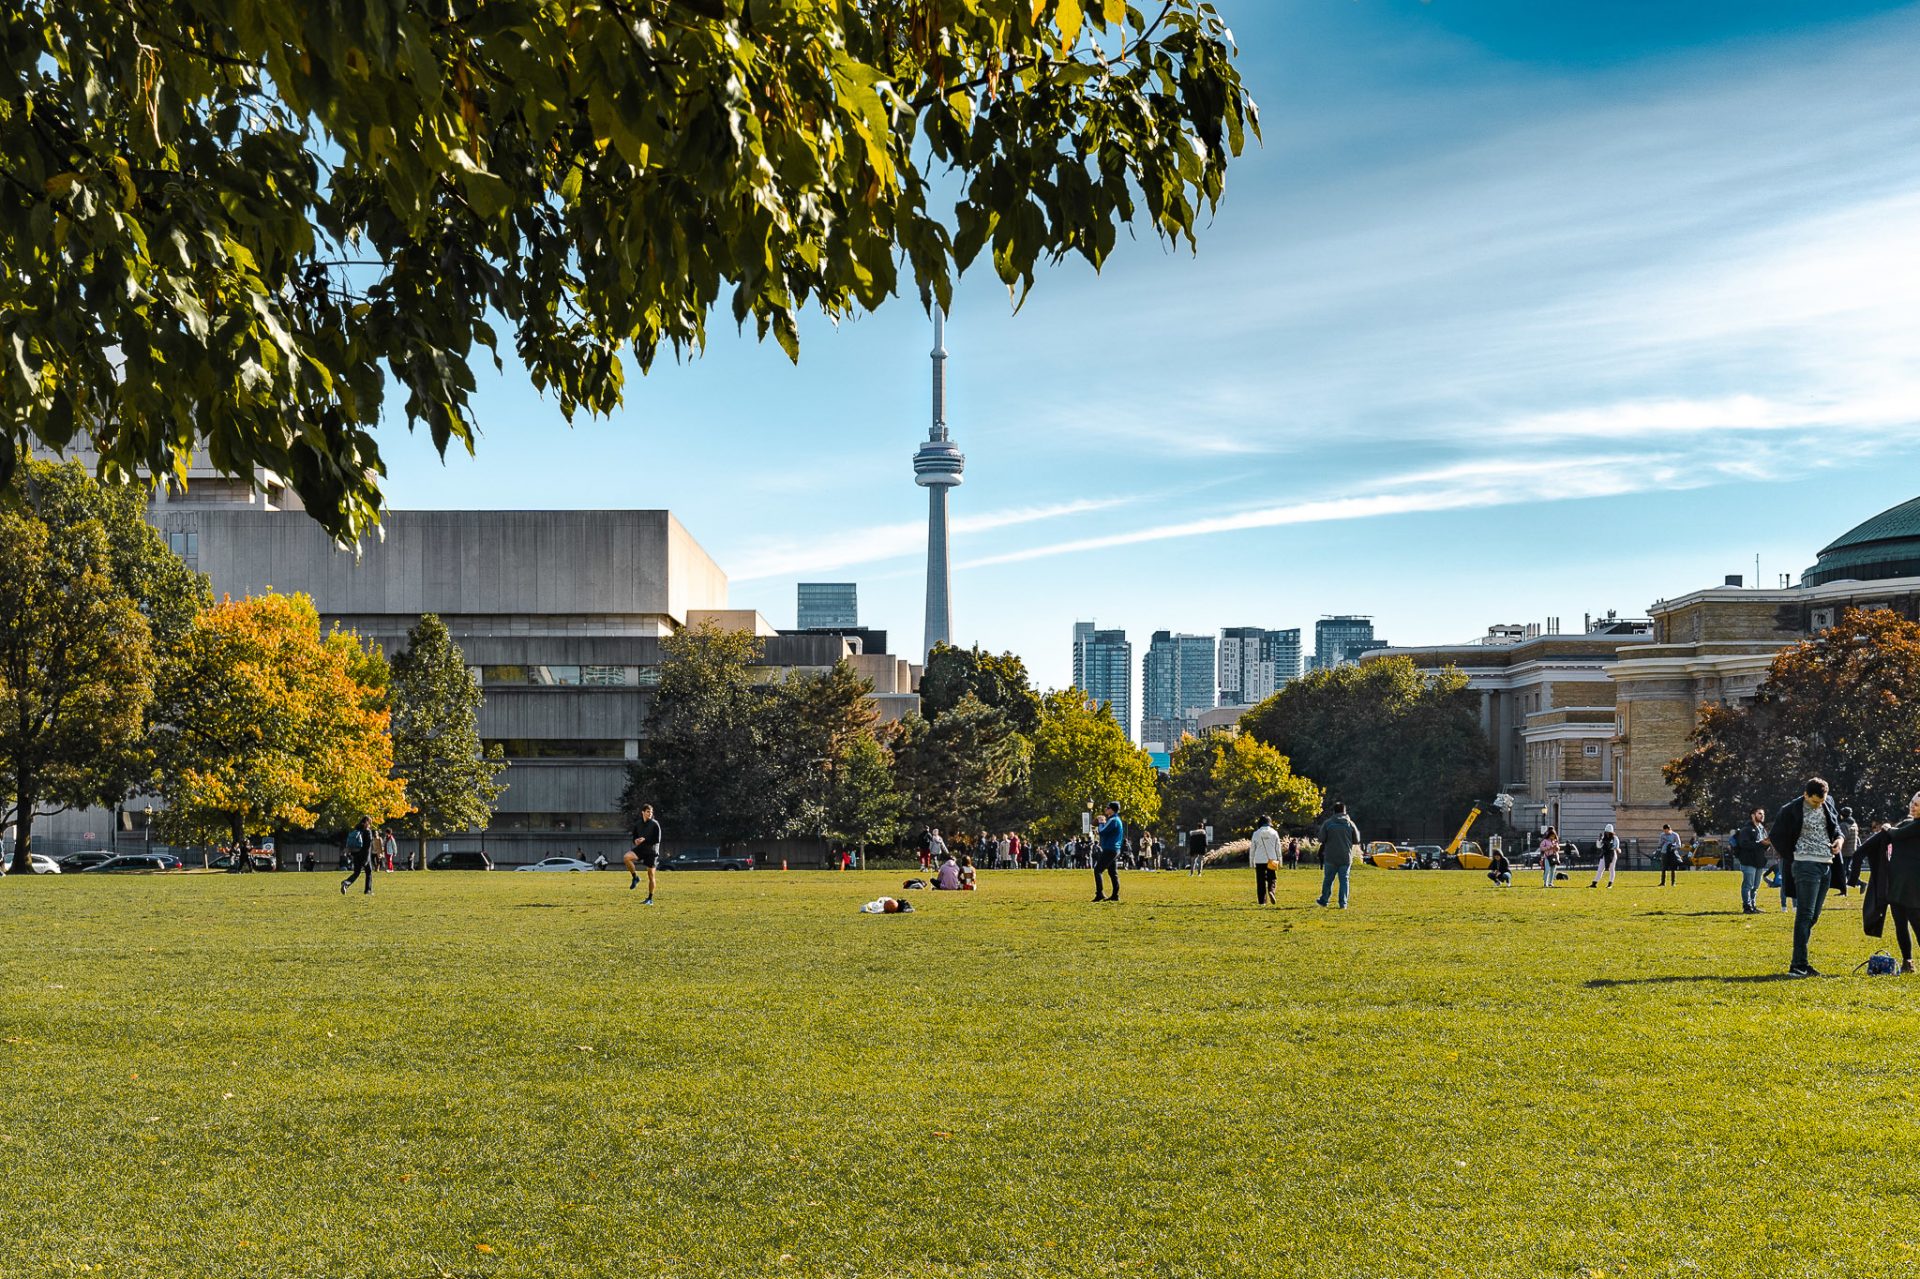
[1608,579,1920,840]
[1372,618,1652,843]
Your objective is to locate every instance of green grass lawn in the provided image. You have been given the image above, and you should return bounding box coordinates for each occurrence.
[3,865,1912,1278]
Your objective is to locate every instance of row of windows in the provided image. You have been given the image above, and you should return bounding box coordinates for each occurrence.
[471,664,662,687]
[165,531,199,558]
[484,739,634,760]
[487,812,629,833]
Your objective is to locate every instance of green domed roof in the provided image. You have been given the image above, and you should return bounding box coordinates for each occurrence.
[1804,496,1920,587]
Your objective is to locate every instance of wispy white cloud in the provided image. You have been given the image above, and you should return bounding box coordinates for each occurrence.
[727,496,1131,581]
[954,433,1848,570]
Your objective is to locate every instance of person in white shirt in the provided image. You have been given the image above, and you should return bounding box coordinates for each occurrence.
[1249,815,1282,905]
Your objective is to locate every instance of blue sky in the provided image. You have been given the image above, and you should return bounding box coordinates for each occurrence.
[376,0,1920,711]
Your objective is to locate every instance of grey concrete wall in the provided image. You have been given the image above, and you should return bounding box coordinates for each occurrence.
[182,509,727,624]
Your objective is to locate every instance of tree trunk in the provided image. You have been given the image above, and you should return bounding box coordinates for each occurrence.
[417,835,428,870]
[9,781,34,875]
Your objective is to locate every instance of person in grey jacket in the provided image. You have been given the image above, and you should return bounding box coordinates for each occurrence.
[1315,802,1361,910]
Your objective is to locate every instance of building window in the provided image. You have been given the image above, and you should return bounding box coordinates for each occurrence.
[478,665,641,687]
[484,739,628,759]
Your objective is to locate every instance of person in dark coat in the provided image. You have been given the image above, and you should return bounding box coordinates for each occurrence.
[1858,794,1920,973]
[1769,779,1847,977]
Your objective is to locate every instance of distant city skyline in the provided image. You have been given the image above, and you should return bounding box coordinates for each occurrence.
[365,2,1920,696]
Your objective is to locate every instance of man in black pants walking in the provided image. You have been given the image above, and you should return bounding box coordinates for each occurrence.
[340,816,376,896]
[1093,802,1124,903]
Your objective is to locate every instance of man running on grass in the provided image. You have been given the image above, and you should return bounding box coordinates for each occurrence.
[626,803,663,904]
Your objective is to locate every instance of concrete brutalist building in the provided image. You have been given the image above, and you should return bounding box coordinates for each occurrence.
[33,462,919,863]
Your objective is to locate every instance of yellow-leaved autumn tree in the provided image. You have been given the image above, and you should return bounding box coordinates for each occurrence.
[153,592,407,844]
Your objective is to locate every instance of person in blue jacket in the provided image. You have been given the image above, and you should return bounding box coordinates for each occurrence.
[1094,802,1124,903]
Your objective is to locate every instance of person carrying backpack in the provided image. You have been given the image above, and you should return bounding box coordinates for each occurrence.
[340,817,376,896]
[1728,808,1771,914]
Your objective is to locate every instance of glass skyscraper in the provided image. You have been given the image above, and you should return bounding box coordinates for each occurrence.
[1072,622,1134,741]
[797,582,858,630]
[1141,631,1216,748]
[1312,616,1382,671]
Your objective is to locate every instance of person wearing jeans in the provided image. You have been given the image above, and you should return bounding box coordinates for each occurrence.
[1769,778,1846,977]
[1316,802,1361,909]
[1093,802,1124,903]
[1539,828,1559,888]
[1657,825,1683,885]
[1729,808,1770,914]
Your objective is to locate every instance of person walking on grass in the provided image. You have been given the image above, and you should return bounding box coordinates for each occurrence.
[1539,827,1559,888]
[1859,793,1920,974]
[1093,802,1124,903]
[1769,777,1846,978]
[1250,815,1281,905]
[1729,808,1771,914]
[340,816,376,896]
[1589,825,1620,888]
[626,802,663,904]
[1656,824,1683,886]
[1188,820,1209,876]
[1316,802,1361,909]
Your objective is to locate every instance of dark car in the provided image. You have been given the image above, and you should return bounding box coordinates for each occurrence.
[85,853,184,873]
[210,852,277,872]
[659,848,754,871]
[429,850,495,871]
[56,850,117,872]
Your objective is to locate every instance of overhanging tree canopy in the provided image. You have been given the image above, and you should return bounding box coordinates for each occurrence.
[1,1,1257,542]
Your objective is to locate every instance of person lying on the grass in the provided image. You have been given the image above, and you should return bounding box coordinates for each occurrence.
[934,854,961,890]
[860,896,914,914]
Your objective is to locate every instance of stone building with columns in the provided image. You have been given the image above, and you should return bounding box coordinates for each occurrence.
[1609,495,1920,840]
[1369,615,1653,843]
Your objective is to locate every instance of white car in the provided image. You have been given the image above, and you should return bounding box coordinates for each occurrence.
[516,856,598,873]
[5,852,63,875]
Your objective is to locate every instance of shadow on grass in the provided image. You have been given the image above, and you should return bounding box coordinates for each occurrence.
[1586,973,1801,987]
[1638,909,1773,918]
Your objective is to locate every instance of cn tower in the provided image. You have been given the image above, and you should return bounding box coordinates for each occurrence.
[913,305,964,657]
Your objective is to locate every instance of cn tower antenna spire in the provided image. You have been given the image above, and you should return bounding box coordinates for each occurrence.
[913,304,965,658]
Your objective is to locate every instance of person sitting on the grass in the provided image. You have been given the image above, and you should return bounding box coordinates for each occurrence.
[1488,848,1512,886]
[959,854,977,891]
[934,854,961,890]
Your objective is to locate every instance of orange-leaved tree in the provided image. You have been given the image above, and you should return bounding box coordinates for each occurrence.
[152,591,407,846]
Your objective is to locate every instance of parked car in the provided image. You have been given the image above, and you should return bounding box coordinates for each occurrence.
[56,850,116,872]
[516,856,597,873]
[210,852,277,872]
[84,853,184,873]
[659,848,754,871]
[4,852,63,875]
[429,851,494,871]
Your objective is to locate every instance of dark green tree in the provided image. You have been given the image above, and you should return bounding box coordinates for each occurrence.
[823,733,907,855]
[620,623,781,850]
[919,643,1043,735]
[390,614,507,869]
[765,660,882,841]
[2,1,1256,542]
[1240,658,1492,840]
[892,695,1029,837]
